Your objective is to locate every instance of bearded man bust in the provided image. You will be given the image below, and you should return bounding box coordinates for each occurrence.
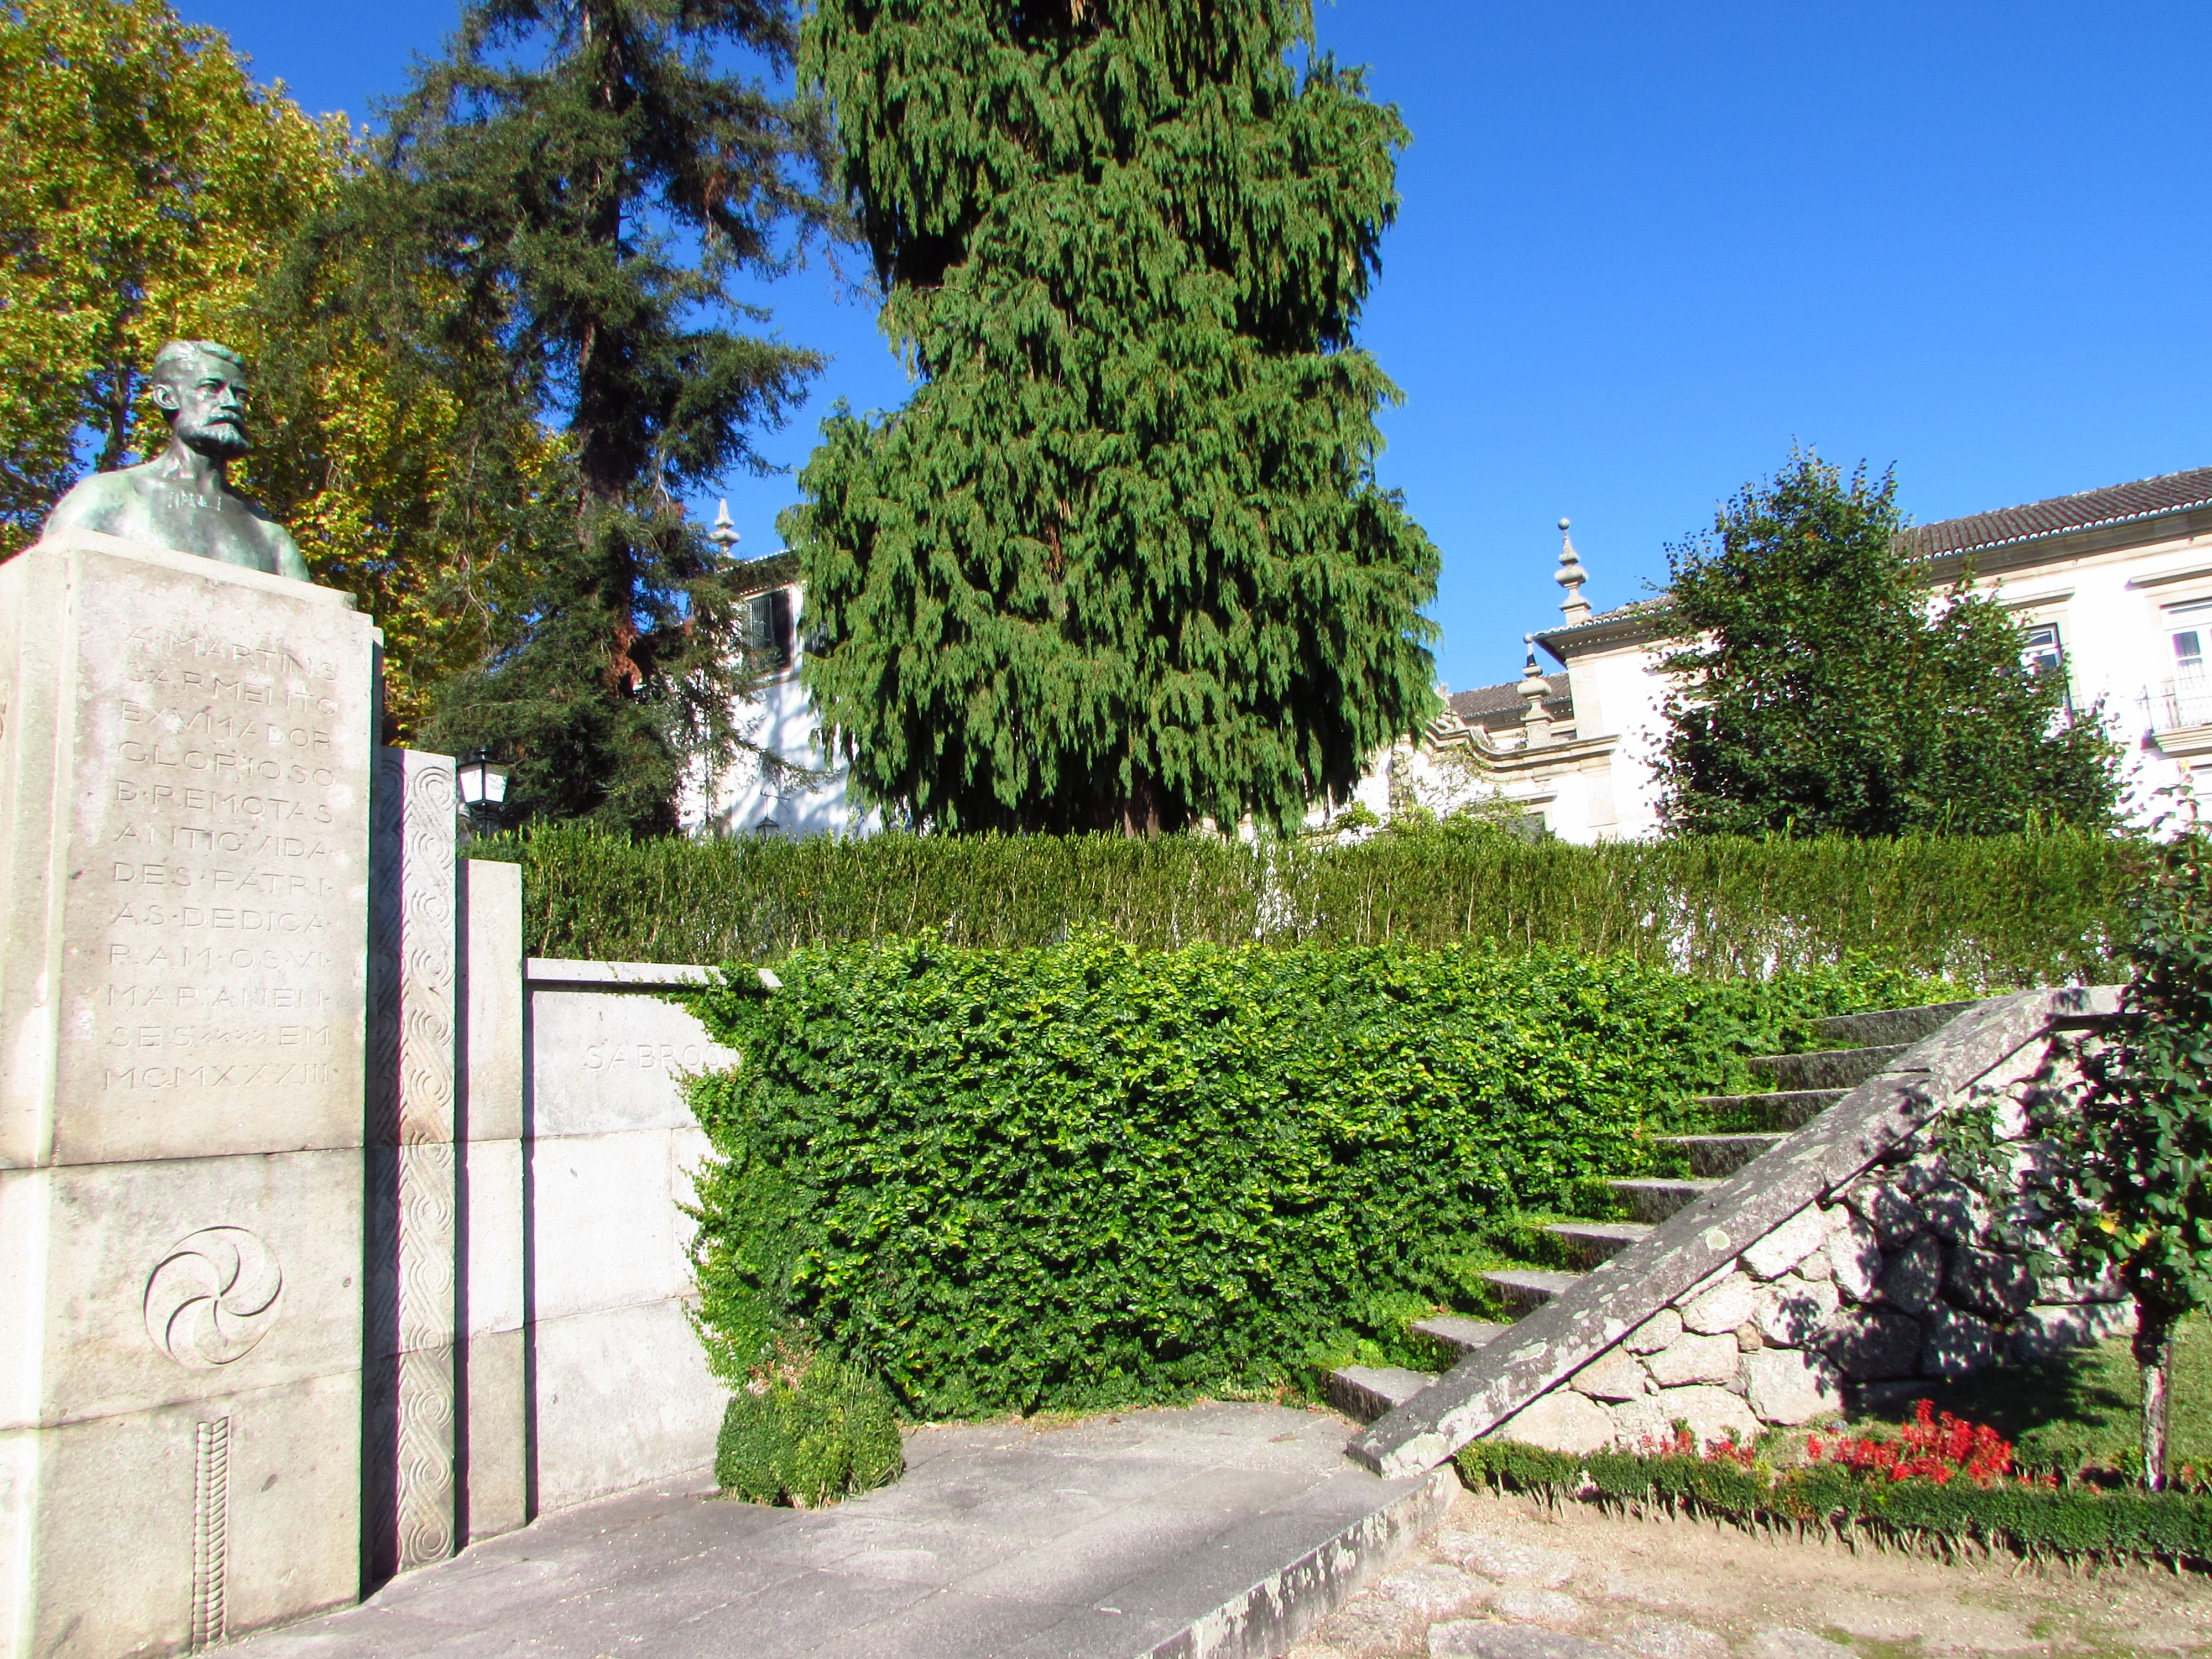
[43,338,311,581]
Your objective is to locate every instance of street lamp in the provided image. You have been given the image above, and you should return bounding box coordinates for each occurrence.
[456,749,512,839]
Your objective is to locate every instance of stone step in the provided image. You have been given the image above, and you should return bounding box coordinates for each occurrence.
[1607,1176,1718,1223]
[1409,1314,1510,1357]
[1689,1088,1846,1131]
[1750,1043,1908,1092]
[1542,1220,1652,1267]
[1483,1268,1583,1314]
[1811,1000,1976,1050]
[1662,1131,1786,1177]
[1326,1364,1436,1423]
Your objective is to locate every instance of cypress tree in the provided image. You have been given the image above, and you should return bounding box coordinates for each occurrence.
[787,0,1439,834]
[329,0,835,830]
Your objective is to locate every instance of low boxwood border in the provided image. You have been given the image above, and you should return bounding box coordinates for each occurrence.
[1456,1440,2212,1570]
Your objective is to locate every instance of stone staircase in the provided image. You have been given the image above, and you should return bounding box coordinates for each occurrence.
[1326,1000,1976,1423]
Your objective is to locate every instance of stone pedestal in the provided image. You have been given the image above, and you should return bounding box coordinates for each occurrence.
[0,532,378,1658]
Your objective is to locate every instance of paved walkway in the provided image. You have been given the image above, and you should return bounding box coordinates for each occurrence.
[228,1403,1433,1659]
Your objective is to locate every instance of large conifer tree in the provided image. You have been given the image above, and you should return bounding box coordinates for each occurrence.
[787,0,1439,834]
[333,0,834,830]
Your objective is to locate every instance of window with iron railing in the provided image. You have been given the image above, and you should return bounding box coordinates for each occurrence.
[2155,599,2212,731]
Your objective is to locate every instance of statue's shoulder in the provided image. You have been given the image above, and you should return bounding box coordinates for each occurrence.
[43,466,148,535]
[229,484,312,582]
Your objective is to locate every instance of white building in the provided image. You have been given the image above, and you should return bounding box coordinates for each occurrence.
[687,466,2212,842]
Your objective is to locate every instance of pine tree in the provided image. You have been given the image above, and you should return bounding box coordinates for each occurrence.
[1656,453,2121,837]
[786,0,1439,834]
[332,0,836,830]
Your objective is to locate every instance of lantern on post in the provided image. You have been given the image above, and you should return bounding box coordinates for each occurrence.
[455,749,512,839]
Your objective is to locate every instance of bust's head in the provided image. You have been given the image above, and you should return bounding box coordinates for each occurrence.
[150,340,252,461]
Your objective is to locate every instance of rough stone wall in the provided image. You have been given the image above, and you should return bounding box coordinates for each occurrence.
[1499,1027,2131,1454]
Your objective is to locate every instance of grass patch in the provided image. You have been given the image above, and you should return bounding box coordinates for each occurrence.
[1845,1313,2211,1483]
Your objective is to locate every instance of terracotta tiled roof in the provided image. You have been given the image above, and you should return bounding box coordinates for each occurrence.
[1448,674,1569,722]
[1902,466,2212,559]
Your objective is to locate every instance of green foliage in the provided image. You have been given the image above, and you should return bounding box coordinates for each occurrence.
[320,0,835,830]
[1846,1314,2212,1485]
[787,0,1439,833]
[714,1354,904,1507]
[680,935,1934,1418]
[0,0,342,547]
[2072,827,2212,1330]
[1657,452,2122,838]
[1457,1438,2212,1567]
[472,823,2136,988]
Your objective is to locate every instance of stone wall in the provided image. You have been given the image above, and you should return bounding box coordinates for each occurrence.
[1352,989,2125,1478]
[1503,1024,2131,1452]
[520,959,733,1511]
[0,531,743,1659]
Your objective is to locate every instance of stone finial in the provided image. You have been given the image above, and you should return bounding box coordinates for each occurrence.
[1519,634,1552,749]
[1555,517,1590,625]
[709,500,740,554]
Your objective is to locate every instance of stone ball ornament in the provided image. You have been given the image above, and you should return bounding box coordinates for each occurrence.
[144,1227,284,1368]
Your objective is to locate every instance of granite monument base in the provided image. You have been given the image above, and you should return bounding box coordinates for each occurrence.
[0,532,378,1658]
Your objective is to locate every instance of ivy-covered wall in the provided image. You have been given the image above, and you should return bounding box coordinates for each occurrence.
[680,936,1944,1419]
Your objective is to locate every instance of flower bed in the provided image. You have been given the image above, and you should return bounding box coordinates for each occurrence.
[1457,1403,2212,1568]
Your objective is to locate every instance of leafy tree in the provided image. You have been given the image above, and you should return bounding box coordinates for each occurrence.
[0,0,559,739]
[1656,452,2121,837]
[337,0,837,832]
[787,0,1439,835]
[1947,814,2212,1489]
[2071,822,2212,1489]
[0,0,339,547]
[249,199,567,742]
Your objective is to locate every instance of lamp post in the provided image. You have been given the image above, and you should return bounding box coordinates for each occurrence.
[455,749,512,841]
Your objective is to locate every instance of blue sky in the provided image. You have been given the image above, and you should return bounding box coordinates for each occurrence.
[185,1,2212,696]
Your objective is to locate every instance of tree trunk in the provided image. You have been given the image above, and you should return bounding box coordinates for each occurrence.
[1119,776,1161,839]
[2134,1302,2175,1491]
[97,365,135,472]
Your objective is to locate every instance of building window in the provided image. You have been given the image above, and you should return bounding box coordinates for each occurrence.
[744,587,794,671]
[2172,606,2210,679]
[2160,599,2212,730]
[2020,621,2064,679]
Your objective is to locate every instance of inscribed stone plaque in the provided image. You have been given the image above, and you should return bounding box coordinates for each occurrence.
[25,534,373,1168]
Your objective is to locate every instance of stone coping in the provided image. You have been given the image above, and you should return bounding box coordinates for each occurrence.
[524,957,716,988]
[30,527,360,607]
[1347,985,2123,1479]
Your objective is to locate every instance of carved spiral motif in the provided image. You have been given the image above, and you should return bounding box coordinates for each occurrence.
[144,1228,284,1368]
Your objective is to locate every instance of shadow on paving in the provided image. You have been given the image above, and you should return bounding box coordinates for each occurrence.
[226,1402,1422,1659]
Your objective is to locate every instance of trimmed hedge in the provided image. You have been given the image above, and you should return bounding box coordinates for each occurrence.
[1457,1440,2212,1567]
[473,824,2133,988]
[681,936,1943,1419]
[714,1357,904,1507]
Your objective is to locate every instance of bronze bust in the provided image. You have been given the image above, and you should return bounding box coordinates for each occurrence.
[43,340,310,581]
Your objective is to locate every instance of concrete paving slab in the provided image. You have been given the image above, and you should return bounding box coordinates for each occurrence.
[224,1402,1447,1659]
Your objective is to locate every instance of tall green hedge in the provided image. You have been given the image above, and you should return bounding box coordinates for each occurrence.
[474,825,2133,987]
[680,936,1943,1418]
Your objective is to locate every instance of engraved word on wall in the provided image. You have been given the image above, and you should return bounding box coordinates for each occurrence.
[145,1228,283,1368]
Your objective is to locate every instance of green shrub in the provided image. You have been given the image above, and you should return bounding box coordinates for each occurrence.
[714,1356,904,1507]
[472,823,2133,988]
[1457,1439,2212,1567]
[681,935,1943,1419]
